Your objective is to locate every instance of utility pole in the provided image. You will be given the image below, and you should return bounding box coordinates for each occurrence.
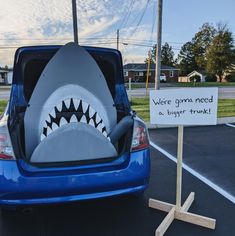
[146,50,151,95]
[155,0,163,90]
[72,0,79,44]
[117,29,120,50]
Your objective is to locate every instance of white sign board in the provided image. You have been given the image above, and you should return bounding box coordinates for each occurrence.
[150,88,218,125]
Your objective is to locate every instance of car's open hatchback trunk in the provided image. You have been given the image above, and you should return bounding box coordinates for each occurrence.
[8,45,132,167]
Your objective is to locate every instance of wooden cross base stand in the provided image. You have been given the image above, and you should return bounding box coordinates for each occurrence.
[149,126,216,236]
[149,192,216,236]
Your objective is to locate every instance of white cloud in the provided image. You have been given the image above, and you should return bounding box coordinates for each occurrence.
[0,0,155,66]
[79,16,119,38]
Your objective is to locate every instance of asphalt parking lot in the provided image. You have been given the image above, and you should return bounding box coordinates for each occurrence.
[149,124,235,199]
[0,124,235,236]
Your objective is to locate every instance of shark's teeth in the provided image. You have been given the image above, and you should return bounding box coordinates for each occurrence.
[51,122,59,131]
[59,117,67,126]
[47,126,53,136]
[70,114,77,123]
[95,114,101,124]
[64,99,70,109]
[40,133,46,141]
[73,99,80,110]
[97,123,104,133]
[89,106,95,117]
[103,131,107,137]
[56,103,62,112]
[43,98,110,141]
[80,115,87,123]
[50,108,56,119]
[82,101,89,113]
[89,119,95,127]
[46,115,51,123]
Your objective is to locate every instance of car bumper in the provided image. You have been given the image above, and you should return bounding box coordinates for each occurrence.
[0,149,150,206]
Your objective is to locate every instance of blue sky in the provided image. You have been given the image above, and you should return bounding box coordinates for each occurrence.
[161,0,235,49]
[0,0,235,66]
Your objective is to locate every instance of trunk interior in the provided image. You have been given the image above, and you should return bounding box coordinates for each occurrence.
[10,46,132,167]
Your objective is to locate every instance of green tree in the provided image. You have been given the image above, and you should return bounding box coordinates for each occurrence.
[145,42,175,66]
[161,42,174,66]
[206,24,235,82]
[177,22,234,77]
[146,45,156,63]
[177,23,215,75]
[177,41,198,75]
[192,23,216,71]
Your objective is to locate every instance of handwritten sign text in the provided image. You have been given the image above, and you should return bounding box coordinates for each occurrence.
[150,88,218,125]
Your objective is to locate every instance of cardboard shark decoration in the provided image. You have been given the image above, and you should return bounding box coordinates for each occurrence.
[24,42,118,163]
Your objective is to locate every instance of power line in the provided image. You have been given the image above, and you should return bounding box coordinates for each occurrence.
[0,37,185,45]
[119,0,135,30]
[122,42,153,47]
[0,42,182,50]
[0,37,186,47]
[130,0,150,36]
[0,37,117,41]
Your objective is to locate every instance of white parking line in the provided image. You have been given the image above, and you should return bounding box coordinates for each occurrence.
[150,141,235,205]
[226,123,235,128]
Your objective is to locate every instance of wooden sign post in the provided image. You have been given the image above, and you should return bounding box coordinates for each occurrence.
[149,88,218,236]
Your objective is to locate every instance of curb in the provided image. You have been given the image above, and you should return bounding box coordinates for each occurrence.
[146,117,235,129]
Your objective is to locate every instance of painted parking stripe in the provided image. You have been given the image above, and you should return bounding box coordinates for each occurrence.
[226,123,235,128]
[150,140,235,205]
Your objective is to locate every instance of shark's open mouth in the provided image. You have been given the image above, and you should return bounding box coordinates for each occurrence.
[41,98,108,141]
[24,43,118,162]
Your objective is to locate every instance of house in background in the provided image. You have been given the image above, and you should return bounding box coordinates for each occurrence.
[0,68,13,84]
[123,63,179,83]
[187,70,206,82]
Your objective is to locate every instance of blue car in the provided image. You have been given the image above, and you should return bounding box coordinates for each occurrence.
[0,44,150,207]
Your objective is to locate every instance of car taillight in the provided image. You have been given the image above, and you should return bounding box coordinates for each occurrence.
[131,118,149,151]
[0,115,15,160]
